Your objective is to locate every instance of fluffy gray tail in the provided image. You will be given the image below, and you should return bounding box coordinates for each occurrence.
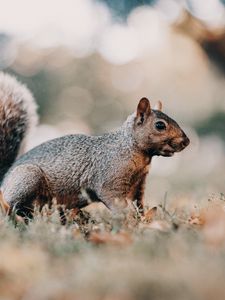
[0,73,38,183]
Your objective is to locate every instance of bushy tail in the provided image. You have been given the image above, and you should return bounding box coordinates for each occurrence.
[0,73,38,183]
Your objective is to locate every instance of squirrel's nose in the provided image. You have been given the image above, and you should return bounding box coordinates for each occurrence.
[181,135,190,148]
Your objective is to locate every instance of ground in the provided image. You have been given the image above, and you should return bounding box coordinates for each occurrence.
[0,194,225,300]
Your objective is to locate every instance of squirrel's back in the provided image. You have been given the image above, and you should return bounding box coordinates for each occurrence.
[0,73,38,182]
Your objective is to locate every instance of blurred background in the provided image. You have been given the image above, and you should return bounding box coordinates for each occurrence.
[0,0,224,203]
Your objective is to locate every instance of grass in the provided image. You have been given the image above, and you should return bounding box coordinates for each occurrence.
[0,195,225,300]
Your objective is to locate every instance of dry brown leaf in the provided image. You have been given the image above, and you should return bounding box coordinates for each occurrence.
[188,205,208,226]
[188,215,205,225]
[142,206,157,223]
[89,231,132,246]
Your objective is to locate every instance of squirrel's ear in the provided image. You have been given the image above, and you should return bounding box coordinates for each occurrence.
[136,97,151,125]
[154,101,162,111]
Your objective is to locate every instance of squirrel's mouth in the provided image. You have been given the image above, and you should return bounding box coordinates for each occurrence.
[150,145,176,157]
[157,141,189,157]
[160,150,175,157]
[157,148,175,157]
[149,136,190,157]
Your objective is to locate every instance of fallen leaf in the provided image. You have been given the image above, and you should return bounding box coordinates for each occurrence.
[142,206,157,223]
[188,215,205,225]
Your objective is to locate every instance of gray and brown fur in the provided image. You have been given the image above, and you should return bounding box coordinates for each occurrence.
[0,74,189,218]
[0,73,37,183]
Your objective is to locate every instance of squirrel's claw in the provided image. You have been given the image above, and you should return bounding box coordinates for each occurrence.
[0,190,10,215]
[0,190,24,224]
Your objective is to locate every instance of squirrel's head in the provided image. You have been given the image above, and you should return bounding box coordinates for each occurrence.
[133,98,190,157]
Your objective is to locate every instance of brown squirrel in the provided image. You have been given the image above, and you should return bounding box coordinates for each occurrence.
[0,72,189,219]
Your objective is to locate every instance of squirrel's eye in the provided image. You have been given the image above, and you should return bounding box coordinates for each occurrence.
[155,121,166,131]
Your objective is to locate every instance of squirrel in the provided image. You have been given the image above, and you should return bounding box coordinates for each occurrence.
[0,72,189,219]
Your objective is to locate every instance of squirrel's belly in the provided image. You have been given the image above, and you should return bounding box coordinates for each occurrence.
[45,175,89,209]
[54,193,80,209]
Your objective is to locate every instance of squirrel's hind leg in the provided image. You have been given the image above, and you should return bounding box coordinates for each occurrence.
[1,164,51,220]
